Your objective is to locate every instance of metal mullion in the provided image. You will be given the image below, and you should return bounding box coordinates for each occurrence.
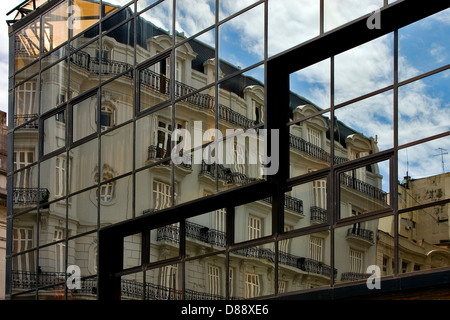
[392,28,399,277]
[329,54,336,288]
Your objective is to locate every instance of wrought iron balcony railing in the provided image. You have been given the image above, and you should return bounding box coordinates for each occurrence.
[262,195,303,214]
[13,188,49,205]
[340,272,372,282]
[340,173,387,202]
[200,160,261,185]
[310,206,328,223]
[147,145,192,169]
[289,134,348,165]
[346,227,374,243]
[14,114,38,128]
[157,221,338,278]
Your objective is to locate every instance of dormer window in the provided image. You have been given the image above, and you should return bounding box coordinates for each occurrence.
[307,127,321,147]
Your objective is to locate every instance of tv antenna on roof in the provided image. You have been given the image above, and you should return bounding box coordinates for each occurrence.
[433,148,448,173]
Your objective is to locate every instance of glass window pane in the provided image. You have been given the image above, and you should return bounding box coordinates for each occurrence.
[12,164,39,214]
[289,112,332,179]
[398,136,450,210]
[398,208,450,273]
[135,166,174,216]
[137,0,173,39]
[334,34,394,105]
[101,74,134,128]
[40,61,69,114]
[145,262,181,300]
[73,94,97,142]
[14,19,40,72]
[278,232,333,294]
[43,111,66,155]
[234,198,271,243]
[175,0,215,41]
[186,210,227,258]
[286,178,328,230]
[101,123,133,177]
[218,3,264,77]
[399,8,450,82]
[398,69,450,146]
[268,0,320,57]
[219,66,264,131]
[218,0,259,21]
[42,1,69,53]
[69,43,100,100]
[335,216,391,285]
[339,159,390,219]
[324,0,383,33]
[335,91,394,154]
[139,58,171,112]
[101,19,135,76]
[69,138,98,193]
[71,0,101,38]
[135,107,173,170]
[40,154,67,202]
[185,255,226,299]
[68,188,98,236]
[124,233,142,269]
[175,29,216,93]
[14,77,39,128]
[290,59,331,113]
[122,273,144,300]
[67,233,98,293]
[230,243,275,298]
[99,175,133,225]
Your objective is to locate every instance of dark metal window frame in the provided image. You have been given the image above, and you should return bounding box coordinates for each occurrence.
[96,0,450,300]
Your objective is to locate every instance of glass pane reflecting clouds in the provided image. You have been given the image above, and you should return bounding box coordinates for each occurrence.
[290,59,331,112]
[398,136,450,195]
[138,0,173,37]
[219,0,260,21]
[334,34,393,105]
[335,91,393,153]
[398,69,450,146]
[175,0,215,40]
[324,0,383,32]
[219,3,264,74]
[268,0,320,57]
[399,8,450,82]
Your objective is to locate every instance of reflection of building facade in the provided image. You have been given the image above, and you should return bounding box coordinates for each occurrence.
[378,174,450,274]
[0,111,7,300]
[6,0,450,300]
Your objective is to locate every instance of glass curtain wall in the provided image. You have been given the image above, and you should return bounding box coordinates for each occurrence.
[7,0,450,300]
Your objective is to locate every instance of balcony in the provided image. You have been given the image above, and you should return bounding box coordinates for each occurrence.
[147,145,192,169]
[13,188,49,206]
[14,114,38,128]
[199,160,260,186]
[262,195,303,215]
[340,173,387,203]
[71,51,258,129]
[157,221,338,279]
[310,206,328,224]
[340,272,372,282]
[346,227,374,244]
[278,251,337,279]
[289,134,348,164]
